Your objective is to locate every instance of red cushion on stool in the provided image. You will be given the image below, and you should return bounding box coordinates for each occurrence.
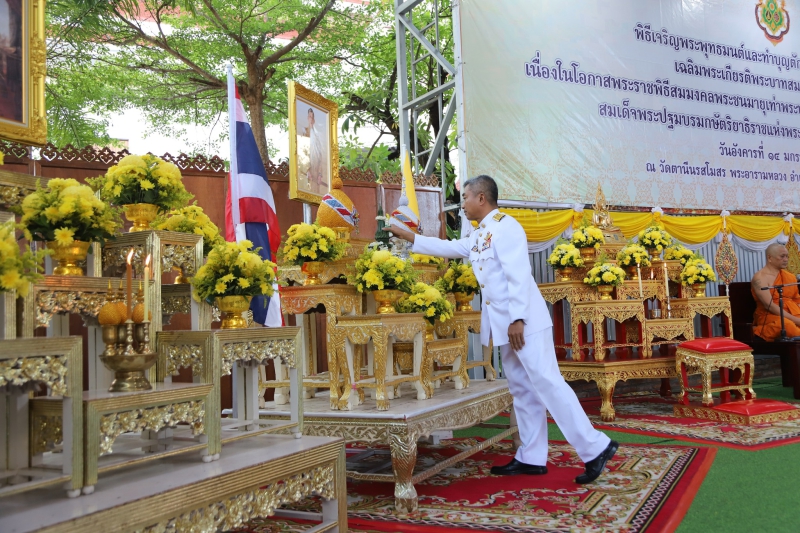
[713,399,796,416]
[679,338,751,353]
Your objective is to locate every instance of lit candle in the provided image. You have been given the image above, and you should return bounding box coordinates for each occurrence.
[637,262,643,299]
[143,254,151,322]
[126,249,134,321]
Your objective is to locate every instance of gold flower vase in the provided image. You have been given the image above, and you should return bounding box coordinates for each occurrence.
[425,323,435,342]
[557,267,574,282]
[47,240,91,276]
[123,203,159,232]
[373,289,404,314]
[649,248,663,261]
[453,292,474,312]
[302,261,325,286]
[216,295,253,329]
[579,247,595,261]
[172,265,191,284]
[597,285,614,300]
[625,266,639,280]
[691,283,706,298]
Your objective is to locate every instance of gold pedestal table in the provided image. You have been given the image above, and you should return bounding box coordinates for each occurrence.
[276,284,362,409]
[333,313,428,411]
[432,310,495,390]
[571,299,646,361]
[671,296,733,338]
[641,317,695,358]
[157,327,303,441]
[258,380,514,516]
[0,337,82,498]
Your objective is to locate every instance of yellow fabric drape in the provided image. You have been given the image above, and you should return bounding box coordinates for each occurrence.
[498,207,793,245]
[500,208,575,242]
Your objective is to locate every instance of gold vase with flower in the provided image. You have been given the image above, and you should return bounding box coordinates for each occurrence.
[691,283,706,298]
[579,247,595,261]
[46,240,91,276]
[372,289,404,314]
[302,261,325,286]
[453,292,474,312]
[123,203,159,232]
[597,285,614,300]
[216,295,253,329]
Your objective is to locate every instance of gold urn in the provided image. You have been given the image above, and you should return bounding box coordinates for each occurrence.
[216,295,252,329]
[123,203,159,232]
[372,289,404,314]
[47,240,91,276]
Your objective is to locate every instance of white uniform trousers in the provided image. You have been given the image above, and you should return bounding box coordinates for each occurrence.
[500,327,610,465]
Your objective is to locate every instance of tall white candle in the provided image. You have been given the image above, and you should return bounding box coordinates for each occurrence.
[144,254,151,322]
[637,263,643,300]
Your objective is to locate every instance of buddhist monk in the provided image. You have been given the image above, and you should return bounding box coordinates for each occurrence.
[751,243,800,341]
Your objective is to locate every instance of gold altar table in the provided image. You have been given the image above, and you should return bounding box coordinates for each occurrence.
[277,284,362,408]
[333,313,427,410]
[257,380,514,516]
[434,310,495,383]
[671,296,733,338]
[0,337,83,498]
[82,382,216,493]
[157,328,303,440]
[571,299,646,361]
[558,354,678,421]
[641,317,694,358]
[616,279,667,302]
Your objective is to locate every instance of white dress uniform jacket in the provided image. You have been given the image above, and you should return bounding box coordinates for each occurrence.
[412,209,552,347]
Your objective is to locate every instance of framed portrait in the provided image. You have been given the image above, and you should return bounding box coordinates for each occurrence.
[288,81,339,205]
[0,0,46,146]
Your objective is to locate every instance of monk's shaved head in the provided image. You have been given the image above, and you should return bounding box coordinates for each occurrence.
[766,243,787,260]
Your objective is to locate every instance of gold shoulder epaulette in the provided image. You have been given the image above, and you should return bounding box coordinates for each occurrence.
[493,213,506,221]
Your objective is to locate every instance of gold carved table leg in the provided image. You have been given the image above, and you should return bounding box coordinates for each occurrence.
[411,333,429,400]
[483,343,496,380]
[596,374,619,422]
[389,428,419,516]
[337,339,358,411]
[594,316,606,361]
[374,333,390,410]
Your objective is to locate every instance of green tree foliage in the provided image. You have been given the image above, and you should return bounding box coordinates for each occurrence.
[46,0,370,165]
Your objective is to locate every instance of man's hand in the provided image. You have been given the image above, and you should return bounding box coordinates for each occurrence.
[508,320,525,351]
[386,225,416,243]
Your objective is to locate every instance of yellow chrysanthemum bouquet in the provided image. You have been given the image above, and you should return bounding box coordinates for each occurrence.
[153,204,224,256]
[349,246,417,293]
[680,256,717,285]
[547,240,585,269]
[571,223,605,249]
[664,244,695,265]
[583,259,626,287]
[0,222,45,297]
[14,178,120,246]
[616,243,652,267]
[191,240,276,304]
[637,226,673,253]
[281,223,346,265]
[410,253,444,266]
[89,154,193,211]
[395,282,454,325]
[434,261,480,296]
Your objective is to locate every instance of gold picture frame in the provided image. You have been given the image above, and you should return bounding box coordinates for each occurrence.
[0,0,46,146]
[288,81,339,205]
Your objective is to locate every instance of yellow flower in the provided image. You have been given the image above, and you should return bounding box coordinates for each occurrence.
[53,227,75,246]
[214,281,227,294]
[0,271,21,290]
[238,278,251,289]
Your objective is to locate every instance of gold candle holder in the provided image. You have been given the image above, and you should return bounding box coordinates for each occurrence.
[100,320,157,393]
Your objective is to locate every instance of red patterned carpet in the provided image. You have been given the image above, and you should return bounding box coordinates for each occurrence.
[234,437,714,533]
[580,396,800,450]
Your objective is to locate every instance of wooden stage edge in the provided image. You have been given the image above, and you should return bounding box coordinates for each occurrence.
[1,435,347,533]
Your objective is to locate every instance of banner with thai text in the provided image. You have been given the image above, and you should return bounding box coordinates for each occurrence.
[459,0,800,211]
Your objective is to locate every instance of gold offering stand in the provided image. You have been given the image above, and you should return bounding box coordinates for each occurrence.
[278,237,373,286]
[157,327,303,442]
[333,313,428,410]
[0,337,83,498]
[571,299,646,361]
[432,310,495,390]
[671,296,733,338]
[276,284,362,408]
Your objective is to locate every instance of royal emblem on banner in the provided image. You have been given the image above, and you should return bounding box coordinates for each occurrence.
[756,0,790,44]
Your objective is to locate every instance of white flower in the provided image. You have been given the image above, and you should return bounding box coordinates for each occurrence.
[651,206,663,214]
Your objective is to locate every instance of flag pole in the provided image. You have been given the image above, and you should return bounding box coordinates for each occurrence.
[226,64,240,240]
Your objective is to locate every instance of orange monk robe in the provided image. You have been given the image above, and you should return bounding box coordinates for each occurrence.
[752,269,800,341]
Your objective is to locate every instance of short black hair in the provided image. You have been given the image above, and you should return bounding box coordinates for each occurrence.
[463,175,498,205]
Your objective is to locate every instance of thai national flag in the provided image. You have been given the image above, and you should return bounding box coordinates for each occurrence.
[225,66,282,327]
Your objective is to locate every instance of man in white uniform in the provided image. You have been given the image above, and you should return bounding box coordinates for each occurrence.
[388,175,617,484]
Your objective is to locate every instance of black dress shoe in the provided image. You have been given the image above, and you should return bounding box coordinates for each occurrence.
[490,458,548,476]
[575,440,619,484]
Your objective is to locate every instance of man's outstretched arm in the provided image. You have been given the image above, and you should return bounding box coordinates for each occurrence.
[387,226,470,259]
